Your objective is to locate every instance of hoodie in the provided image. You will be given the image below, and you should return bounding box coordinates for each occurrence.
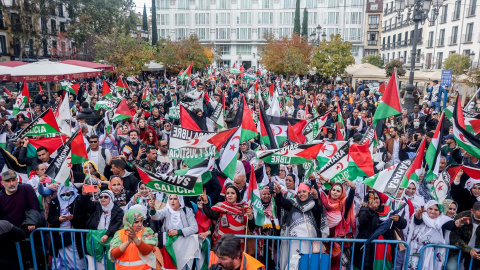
[121,171,141,194]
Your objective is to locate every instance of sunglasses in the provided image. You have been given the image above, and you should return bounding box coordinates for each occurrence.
[99,195,110,200]
[89,141,98,143]
[161,145,168,147]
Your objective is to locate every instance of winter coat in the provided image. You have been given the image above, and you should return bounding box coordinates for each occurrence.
[78,195,124,237]
[77,108,98,126]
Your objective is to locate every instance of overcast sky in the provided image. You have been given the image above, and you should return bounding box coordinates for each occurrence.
[133,0,151,13]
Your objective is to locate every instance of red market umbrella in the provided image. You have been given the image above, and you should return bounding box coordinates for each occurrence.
[9,60,102,82]
[59,60,114,71]
[0,61,29,67]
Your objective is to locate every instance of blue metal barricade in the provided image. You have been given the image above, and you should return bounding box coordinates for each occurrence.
[25,228,211,270]
[417,244,480,270]
[235,234,411,270]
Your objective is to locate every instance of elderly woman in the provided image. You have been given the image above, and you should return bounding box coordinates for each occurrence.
[200,184,253,244]
[108,176,133,210]
[407,200,466,270]
[48,184,86,270]
[109,209,158,269]
[78,189,124,269]
[149,195,199,270]
[273,182,327,270]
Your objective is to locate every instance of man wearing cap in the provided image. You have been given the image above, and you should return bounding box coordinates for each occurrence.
[426,80,448,112]
[0,170,40,229]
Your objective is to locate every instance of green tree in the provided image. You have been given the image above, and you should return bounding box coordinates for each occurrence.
[293,0,301,35]
[151,0,158,46]
[311,34,355,79]
[361,55,384,68]
[443,53,471,76]
[301,8,308,39]
[466,67,480,88]
[142,4,148,31]
[384,59,406,77]
[156,39,184,73]
[94,31,154,75]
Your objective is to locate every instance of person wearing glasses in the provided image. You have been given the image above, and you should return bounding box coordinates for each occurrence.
[78,189,124,269]
[87,134,111,176]
[157,139,175,169]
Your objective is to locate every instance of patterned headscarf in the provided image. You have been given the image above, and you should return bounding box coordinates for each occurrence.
[123,209,145,229]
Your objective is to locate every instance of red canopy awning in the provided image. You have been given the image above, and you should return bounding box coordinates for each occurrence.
[59,60,114,71]
[0,61,29,67]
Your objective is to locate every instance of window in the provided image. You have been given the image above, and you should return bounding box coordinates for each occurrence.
[237,45,252,55]
[346,12,362,24]
[237,12,252,25]
[217,45,230,55]
[365,49,378,56]
[239,0,252,9]
[468,0,476,16]
[427,31,434,47]
[370,4,378,10]
[307,12,317,25]
[159,14,169,25]
[369,14,379,29]
[217,0,231,9]
[325,0,336,8]
[237,28,252,39]
[346,0,363,8]
[324,12,339,25]
[305,0,317,8]
[216,28,231,39]
[175,13,189,25]
[465,23,474,42]
[324,28,339,40]
[261,0,272,8]
[58,4,64,17]
[438,29,445,46]
[437,52,443,69]
[451,26,458,44]
[351,46,360,57]
[258,27,273,39]
[258,12,273,24]
[176,0,189,9]
[464,49,471,55]
[216,13,231,25]
[279,27,293,37]
[195,0,209,9]
[60,22,65,32]
[453,1,461,20]
[176,28,188,39]
[367,31,378,45]
[280,12,295,25]
[195,13,209,25]
[158,0,169,10]
[0,36,6,54]
[159,29,168,39]
[196,28,209,40]
[440,5,448,23]
[50,19,56,34]
[283,0,295,9]
[344,28,361,41]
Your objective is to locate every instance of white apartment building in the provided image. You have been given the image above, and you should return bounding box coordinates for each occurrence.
[381,0,479,71]
[155,0,367,69]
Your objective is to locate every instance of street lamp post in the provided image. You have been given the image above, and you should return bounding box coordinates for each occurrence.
[395,0,443,113]
[25,43,30,63]
[470,51,476,68]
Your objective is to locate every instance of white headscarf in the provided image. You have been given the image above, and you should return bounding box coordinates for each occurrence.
[166,195,185,230]
[98,190,115,230]
[421,200,452,230]
[58,184,79,211]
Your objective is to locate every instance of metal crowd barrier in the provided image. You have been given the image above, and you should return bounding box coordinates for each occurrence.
[416,243,480,270]
[235,234,411,270]
[18,227,210,270]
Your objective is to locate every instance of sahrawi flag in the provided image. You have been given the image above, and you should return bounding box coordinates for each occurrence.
[111,99,134,122]
[247,164,265,226]
[13,79,29,115]
[257,101,277,149]
[60,81,79,95]
[372,69,402,126]
[218,126,242,180]
[257,143,324,165]
[179,61,193,83]
[302,109,332,143]
[425,113,445,181]
[317,141,350,183]
[362,158,414,198]
[232,96,258,142]
[267,115,307,147]
[452,95,480,158]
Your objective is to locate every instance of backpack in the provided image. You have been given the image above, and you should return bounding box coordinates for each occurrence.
[87,147,107,161]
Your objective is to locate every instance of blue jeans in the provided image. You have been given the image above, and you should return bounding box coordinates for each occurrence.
[431,101,441,112]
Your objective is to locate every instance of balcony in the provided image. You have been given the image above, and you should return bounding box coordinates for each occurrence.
[397,40,403,47]
[391,42,396,49]
[387,25,391,31]
[462,34,473,44]
[368,40,378,46]
[436,38,445,47]
[426,39,433,48]
[452,11,460,21]
[382,26,386,32]
[467,7,476,17]
[386,43,390,50]
[428,20,435,26]
[448,36,458,45]
[381,44,385,50]
[369,24,379,30]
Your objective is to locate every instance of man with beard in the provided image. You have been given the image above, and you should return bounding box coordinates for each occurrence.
[208,234,264,270]
[122,130,143,162]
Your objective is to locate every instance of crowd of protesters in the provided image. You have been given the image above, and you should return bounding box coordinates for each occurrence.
[0,68,478,270]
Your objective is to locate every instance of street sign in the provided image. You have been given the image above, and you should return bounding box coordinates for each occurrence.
[441,70,453,87]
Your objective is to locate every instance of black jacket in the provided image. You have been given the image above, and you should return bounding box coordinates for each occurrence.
[77,108,98,126]
[18,146,52,170]
[0,220,26,270]
[78,194,124,237]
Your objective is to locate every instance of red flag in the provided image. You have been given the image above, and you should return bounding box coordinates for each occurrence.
[336,122,345,140]
[268,83,274,96]
[288,123,302,143]
[3,86,11,96]
[180,105,208,131]
[239,65,244,73]
[207,127,239,150]
[378,82,386,94]
[38,83,43,94]
[348,140,375,177]
[314,92,317,107]
[254,80,259,93]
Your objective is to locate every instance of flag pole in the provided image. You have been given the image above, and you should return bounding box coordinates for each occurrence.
[243,204,248,254]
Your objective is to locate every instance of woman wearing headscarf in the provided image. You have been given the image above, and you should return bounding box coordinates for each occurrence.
[353,190,407,270]
[78,189,124,270]
[149,195,199,270]
[273,182,328,270]
[47,184,86,270]
[199,184,254,244]
[316,178,356,270]
[407,200,466,270]
[109,209,158,269]
[296,109,305,120]
[83,161,108,190]
[108,176,134,210]
[125,182,160,228]
[443,199,458,219]
[190,195,214,270]
[403,180,425,213]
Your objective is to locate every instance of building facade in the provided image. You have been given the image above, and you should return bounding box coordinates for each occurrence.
[155,0,368,68]
[364,0,383,56]
[381,0,479,71]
